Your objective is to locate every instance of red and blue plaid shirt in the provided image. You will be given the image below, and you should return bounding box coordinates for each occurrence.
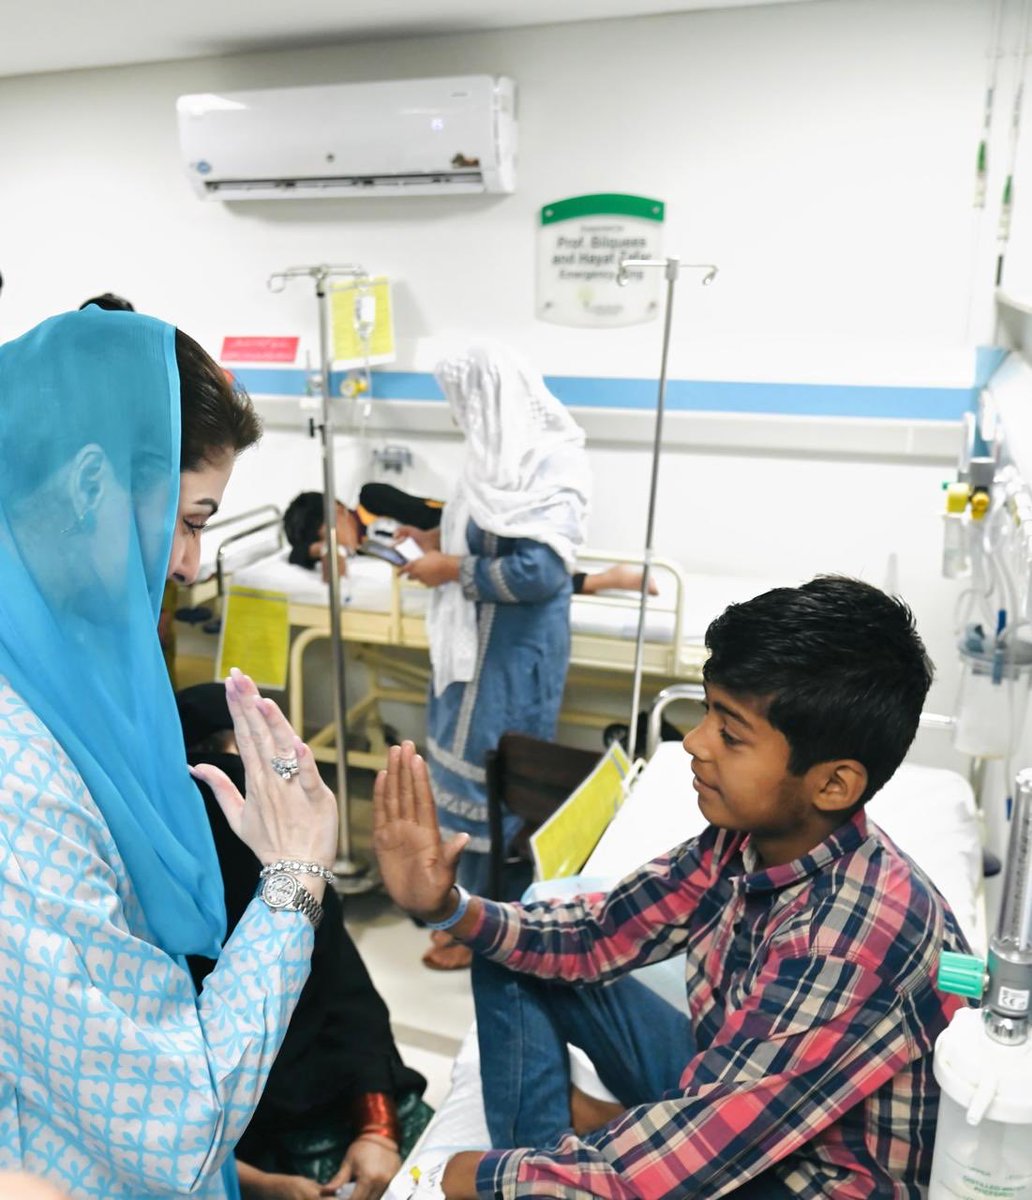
[468,809,970,1199]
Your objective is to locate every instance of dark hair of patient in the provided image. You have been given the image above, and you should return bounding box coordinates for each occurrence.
[175,329,261,470]
[703,575,933,804]
[283,491,326,567]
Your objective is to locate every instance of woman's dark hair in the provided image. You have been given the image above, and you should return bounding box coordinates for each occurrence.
[703,576,934,804]
[175,329,261,470]
[283,490,326,568]
[79,292,135,312]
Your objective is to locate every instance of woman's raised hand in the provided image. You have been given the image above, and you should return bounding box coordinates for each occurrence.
[189,670,339,879]
[372,742,467,921]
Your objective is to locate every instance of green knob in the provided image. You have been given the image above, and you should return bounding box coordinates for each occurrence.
[938,951,986,999]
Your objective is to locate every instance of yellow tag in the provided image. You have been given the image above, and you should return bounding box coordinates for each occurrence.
[216,587,290,690]
[945,482,971,514]
[530,742,631,881]
[331,276,396,367]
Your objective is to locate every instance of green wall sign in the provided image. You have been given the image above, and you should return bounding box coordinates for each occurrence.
[536,193,665,328]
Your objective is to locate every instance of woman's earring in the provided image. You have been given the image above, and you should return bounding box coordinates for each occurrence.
[59,509,96,536]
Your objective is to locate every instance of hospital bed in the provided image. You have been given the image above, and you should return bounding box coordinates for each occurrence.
[221,544,779,767]
[173,504,284,612]
[383,739,988,1196]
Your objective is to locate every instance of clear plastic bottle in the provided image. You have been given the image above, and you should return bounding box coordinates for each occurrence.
[952,648,1032,758]
[929,1008,1032,1199]
[943,512,970,578]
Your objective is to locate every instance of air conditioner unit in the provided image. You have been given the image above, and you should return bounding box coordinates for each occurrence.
[176,75,517,200]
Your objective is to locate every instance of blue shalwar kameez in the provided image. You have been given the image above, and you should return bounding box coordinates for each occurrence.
[427,520,573,893]
[425,345,591,899]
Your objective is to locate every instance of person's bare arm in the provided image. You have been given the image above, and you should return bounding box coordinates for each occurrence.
[579,564,658,595]
[394,524,441,553]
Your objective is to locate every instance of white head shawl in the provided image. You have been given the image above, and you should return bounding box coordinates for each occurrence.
[427,344,591,697]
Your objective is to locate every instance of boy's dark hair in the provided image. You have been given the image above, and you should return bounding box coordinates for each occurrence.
[283,491,326,568]
[175,329,261,471]
[703,576,933,804]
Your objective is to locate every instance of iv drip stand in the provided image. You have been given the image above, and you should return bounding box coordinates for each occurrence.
[268,263,377,892]
[617,257,718,756]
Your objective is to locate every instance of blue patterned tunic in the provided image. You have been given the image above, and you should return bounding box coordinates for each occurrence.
[0,678,313,1198]
[426,520,572,890]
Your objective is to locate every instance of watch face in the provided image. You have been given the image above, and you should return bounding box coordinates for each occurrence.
[262,873,298,909]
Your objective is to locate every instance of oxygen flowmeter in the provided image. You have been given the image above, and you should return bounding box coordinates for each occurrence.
[929,770,1032,1198]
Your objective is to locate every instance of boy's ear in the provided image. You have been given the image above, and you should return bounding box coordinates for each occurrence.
[810,759,868,815]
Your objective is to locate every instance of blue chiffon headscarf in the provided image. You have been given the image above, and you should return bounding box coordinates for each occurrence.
[0,308,226,959]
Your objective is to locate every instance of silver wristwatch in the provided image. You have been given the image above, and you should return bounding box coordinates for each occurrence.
[258,871,324,930]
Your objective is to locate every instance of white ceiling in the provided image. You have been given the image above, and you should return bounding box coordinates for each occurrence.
[1,0,816,81]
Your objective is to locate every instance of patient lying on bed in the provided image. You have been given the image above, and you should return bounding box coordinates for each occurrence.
[373,577,971,1199]
[283,484,442,580]
[283,486,657,596]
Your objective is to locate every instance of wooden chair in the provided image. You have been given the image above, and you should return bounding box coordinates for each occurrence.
[485,732,601,901]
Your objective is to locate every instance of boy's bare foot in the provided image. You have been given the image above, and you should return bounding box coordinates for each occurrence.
[422,932,473,970]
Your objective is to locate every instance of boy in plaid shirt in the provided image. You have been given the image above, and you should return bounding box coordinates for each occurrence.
[375,577,969,1198]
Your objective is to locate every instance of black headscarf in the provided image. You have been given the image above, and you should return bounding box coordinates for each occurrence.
[178,684,425,1128]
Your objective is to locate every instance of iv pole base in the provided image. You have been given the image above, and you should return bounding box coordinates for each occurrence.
[332,856,380,895]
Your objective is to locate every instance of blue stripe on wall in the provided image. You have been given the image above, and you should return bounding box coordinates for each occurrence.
[228,367,981,421]
[975,345,1008,389]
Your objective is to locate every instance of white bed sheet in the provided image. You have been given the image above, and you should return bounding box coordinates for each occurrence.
[229,548,779,645]
[589,743,986,954]
[195,522,283,584]
[385,747,986,1193]
[232,547,428,615]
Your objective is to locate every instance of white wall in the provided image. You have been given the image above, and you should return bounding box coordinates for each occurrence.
[0,0,1001,369]
[0,0,1015,774]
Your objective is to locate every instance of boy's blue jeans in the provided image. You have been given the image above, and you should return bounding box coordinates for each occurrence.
[472,954,794,1199]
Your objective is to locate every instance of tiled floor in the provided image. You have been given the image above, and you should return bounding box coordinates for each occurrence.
[335,772,475,1111]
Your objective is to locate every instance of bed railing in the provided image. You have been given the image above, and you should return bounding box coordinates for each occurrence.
[211,505,284,599]
[645,685,961,760]
[570,549,688,674]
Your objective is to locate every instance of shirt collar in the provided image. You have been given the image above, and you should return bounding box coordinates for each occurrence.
[353,503,373,535]
[738,809,869,893]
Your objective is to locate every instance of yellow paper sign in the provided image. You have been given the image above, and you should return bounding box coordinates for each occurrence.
[216,587,290,690]
[530,741,631,881]
[331,276,396,366]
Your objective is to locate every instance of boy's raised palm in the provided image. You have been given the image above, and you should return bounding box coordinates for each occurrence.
[372,741,468,920]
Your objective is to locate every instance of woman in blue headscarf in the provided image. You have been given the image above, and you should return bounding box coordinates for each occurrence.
[0,308,339,1199]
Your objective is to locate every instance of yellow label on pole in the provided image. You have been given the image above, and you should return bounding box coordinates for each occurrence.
[216,587,290,690]
[530,741,631,881]
[330,276,396,367]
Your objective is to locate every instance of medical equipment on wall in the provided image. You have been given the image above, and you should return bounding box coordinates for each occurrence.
[371,444,414,475]
[614,255,718,753]
[930,768,1032,1199]
[996,0,1030,286]
[974,0,1006,209]
[267,262,377,892]
[331,275,396,432]
[942,435,1032,762]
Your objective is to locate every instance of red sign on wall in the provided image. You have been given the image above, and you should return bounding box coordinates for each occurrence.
[221,336,300,364]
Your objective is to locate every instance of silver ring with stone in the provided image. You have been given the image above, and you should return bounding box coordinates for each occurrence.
[271,754,300,780]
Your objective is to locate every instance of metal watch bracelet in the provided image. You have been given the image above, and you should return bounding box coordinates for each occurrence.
[260,859,336,882]
[258,871,325,930]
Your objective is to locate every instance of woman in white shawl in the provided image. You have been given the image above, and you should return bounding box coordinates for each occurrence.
[398,345,591,969]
